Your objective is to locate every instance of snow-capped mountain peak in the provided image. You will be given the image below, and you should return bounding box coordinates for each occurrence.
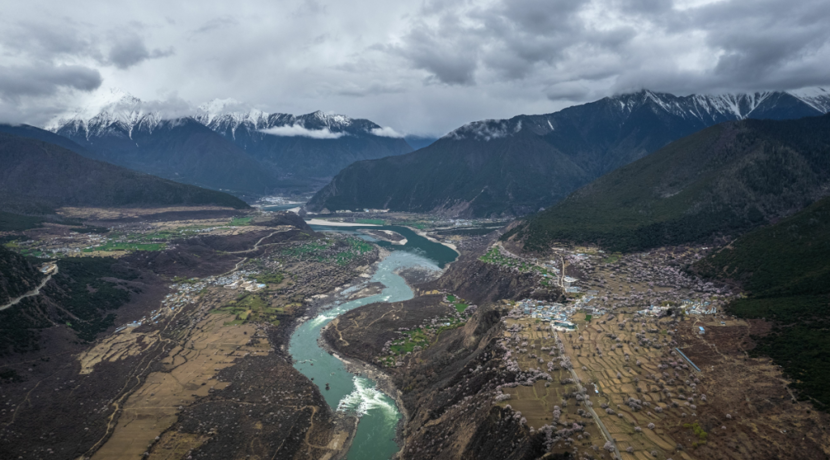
[445,88,830,142]
[48,90,399,141]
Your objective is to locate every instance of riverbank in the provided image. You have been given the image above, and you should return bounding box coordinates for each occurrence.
[404,226,458,252]
[359,228,407,245]
[306,218,380,227]
[289,266,387,460]
[321,325,410,459]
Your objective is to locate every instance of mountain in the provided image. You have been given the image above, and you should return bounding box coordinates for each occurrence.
[0,123,93,156]
[0,131,249,213]
[49,91,413,194]
[693,195,830,407]
[507,114,830,252]
[307,88,830,216]
[196,100,413,182]
[53,105,280,196]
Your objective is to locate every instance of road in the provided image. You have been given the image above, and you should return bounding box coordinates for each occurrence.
[0,265,58,312]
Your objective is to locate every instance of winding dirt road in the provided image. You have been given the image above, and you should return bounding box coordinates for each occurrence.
[0,265,58,312]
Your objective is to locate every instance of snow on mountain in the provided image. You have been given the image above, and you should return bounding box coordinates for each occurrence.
[443,119,523,141]
[790,87,830,113]
[47,90,401,141]
[444,89,830,141]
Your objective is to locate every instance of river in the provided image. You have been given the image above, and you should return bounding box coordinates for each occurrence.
[288,225,457,459]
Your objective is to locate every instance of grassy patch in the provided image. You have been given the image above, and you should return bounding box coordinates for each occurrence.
[479,247,557,287]
[280,237,373,266]
[86,242,165,252]
[684,422,708,447]
[601,253,621,264]
[254,273,284,285]
[381,311,467,367]
[229,216,253,226]
[215,292,284,326]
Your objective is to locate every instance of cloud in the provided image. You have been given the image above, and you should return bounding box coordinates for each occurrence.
[192,16,238,35]
[260,125,346,139]
[369,126,403,138]
[108,35,174,69]
[0,64,102,102]
[2,0,830,133]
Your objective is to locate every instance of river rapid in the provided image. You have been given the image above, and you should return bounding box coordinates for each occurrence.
[288,225,456,459]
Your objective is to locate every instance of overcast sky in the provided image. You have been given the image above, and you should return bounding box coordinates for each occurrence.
[2,0,830,135]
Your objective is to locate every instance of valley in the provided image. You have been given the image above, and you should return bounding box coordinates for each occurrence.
[0,87,829,460]
[2,199,829,460]
[324,233,830,459]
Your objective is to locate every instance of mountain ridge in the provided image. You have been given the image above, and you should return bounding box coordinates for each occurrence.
[508,113,830,252]
[0,131,250,213]
[308,88,830,216]
[49,90,413,192]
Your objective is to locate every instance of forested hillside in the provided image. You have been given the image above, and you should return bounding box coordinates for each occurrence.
[510,114,830,252]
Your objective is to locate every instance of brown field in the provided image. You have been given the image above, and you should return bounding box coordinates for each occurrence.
[87,293,266,460]
[495,240,830,460]
[498,317,605,457]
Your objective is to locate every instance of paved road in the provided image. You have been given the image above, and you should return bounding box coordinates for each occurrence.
[0,265,58,312]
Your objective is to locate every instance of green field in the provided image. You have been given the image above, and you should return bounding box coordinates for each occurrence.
[381,296,468,366]
[254,273,284,285]
[279,237,373,266]
[85,242,165,252]
[215,292,284,326]
[382,314,466,367]
[479,246,557,287]
[450,295,469,313]
[229,216,253,226]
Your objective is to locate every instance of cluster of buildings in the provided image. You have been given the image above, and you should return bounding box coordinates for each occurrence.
[637,305,672,317]
[162,280,209,311]
[682,300,718,315]
[213,271,266,292]
[517,299,575,324]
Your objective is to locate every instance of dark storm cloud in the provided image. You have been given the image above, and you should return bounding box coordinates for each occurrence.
[0,64,101,102]
[2,0,830,134]
[393,0,830,101]
[107,35,174,69]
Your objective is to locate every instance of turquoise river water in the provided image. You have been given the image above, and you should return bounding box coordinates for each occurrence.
[289,225,457,459]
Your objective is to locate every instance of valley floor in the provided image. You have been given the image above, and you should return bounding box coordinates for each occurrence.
[0,208,382,460]
[1,209,828,460]
[324,235,830,460]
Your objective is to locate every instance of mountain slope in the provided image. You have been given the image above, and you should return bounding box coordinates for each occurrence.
[0,132,249,213]
[197,105,413,180]
[308,89,830,216]
[0,123,92,156]
[55,117,279,195]
[49,92,413,194]
[509,114,830,252]
[0,246,45,307]
[693,196,830,407]
[308,130,591,216]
